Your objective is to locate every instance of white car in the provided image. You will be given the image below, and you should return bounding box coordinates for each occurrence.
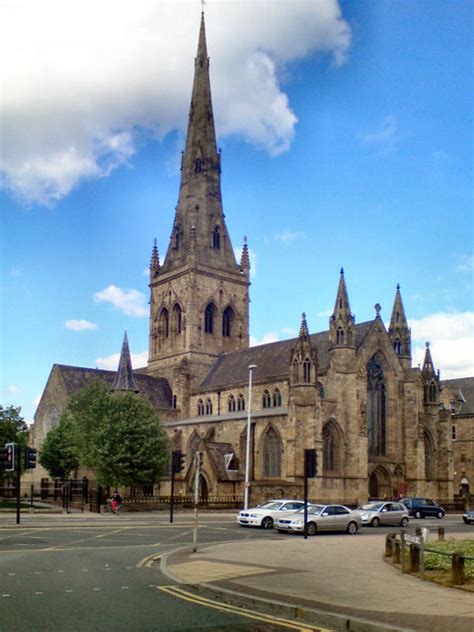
[237,499,305,529]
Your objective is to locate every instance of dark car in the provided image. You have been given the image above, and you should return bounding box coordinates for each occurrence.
[463,510,474,525]
[400,497,445,519]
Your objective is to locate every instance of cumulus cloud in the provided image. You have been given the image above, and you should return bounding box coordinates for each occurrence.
[1,0,350,205]
[409,311,474,379]
[250,326,298,347]
[64,319,98,331]
[94,285,148,317]
[95,351,148,371]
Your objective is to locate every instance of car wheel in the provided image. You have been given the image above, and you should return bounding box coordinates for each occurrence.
[414,510,422,519]
[371,517,380,527]
[261,516,273,530]
[436,510,444,519]
[346,521,358,535]
[463,518,468,524]
[307,522,317,536]
[400,517,409,528]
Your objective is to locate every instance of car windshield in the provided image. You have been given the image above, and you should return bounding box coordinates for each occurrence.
[359,502,384,511]
[293,505,324,515]
[256,502,283,510]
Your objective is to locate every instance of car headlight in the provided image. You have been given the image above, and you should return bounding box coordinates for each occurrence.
[250,514,259,518]
[360,513,368,520]
[292,520,304,526]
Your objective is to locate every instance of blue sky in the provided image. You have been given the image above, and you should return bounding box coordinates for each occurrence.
[1,0,473,424]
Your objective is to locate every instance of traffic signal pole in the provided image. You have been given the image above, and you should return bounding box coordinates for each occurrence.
[15,446,21,525]
[170,466,175,524]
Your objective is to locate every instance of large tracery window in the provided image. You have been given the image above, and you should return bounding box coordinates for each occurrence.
[262,427,282,478]
[204,303,215,334]
[323,421,341,474]
[367,356,386,456]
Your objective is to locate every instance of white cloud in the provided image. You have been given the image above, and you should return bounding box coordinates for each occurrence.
[409,311,474,379]
[359,115,398,152]
[456,254,474,274]
[64,319,98,331]
[95,351,148,371]
[274,231,306,243]
[6,384,20,396]
[94,285,147,317]
[250,332,280,347]
[1,0,350,205]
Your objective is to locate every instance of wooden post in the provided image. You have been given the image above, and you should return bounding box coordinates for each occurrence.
[452,553,465,585]
[385,534,393,557]
[410,544,420,573]
[401,530,406,573]
[394,540,401,564]
[438,527,445,542]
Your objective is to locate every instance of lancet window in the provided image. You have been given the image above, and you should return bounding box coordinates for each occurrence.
[367,356,386,456]
[204,303,215,334]
[262,427,282,478]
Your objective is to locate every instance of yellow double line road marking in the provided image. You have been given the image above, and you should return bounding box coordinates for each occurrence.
[157,585,332,631]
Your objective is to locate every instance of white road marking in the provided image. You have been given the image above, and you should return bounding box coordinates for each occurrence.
[65,590,73,593]
[2,594,11,598]
[93,588,101,591]
[34,571,42,574]
[121,586,129,590]
[81,569,88,572]
[35,592,44,595]
[58,570,65,573]
[8,573,15,576]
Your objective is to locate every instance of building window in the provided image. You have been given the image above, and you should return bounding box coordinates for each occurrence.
[303,359,311,383]
[174,228,182,250]
[262,389,271,409]
[424,431,435,480]
[205,398,213,415]
[336,327,344,345]
[263,427,282,478]
[452,424,457,441]
[159,308,169,338]
[394,338,401,355]
[347,329,353,345]
[204,303,215,334]
[367,356,386,457]
[273,388,282,407]
[195,159,202,173]
[173,304,182,335]
[213,226,220,250]
[237,393,245,411]
[172,395,177,409]
[197,399,204,416]
[228,395,236,412]
[323,422,339,473]
[222,306,233,337]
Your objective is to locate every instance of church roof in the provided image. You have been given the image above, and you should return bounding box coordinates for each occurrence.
[200,321,374,389]
[442,376,474,416]
[205,441,241,481]
[53,364,172,409]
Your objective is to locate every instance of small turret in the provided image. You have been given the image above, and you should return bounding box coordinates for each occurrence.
[112,332,139,393]
[240,236,250,275]
[388,284,411,368]
[290,313,317,386]
[329,268,355,348]
[149,238,160,277]
[421,342,439,405]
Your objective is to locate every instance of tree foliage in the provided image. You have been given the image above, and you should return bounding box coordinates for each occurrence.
[0,405,28,448]
[40,381,170,486]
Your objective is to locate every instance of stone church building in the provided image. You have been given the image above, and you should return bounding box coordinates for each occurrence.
[31,14,464,504]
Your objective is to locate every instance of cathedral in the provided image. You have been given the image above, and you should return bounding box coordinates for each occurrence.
[31,14,467,504]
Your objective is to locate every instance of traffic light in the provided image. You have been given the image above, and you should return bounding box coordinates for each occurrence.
[1,443,16,472]
[25,447,37,469]
[172,449,186,473]
[304,448,318,478]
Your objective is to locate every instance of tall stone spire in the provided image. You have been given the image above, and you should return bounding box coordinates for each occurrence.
[388,283,411,366]
[112,332,139,393]
[161,12,238,274]
[421,341,439,404]
[329,268,355,347]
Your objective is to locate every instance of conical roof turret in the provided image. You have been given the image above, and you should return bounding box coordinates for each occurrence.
[330,268,355,347]
[112,332,139,393]
[422,341,436,377]
[389,284,408,329]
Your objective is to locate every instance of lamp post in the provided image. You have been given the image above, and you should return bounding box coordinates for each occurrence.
[244,364,257,511]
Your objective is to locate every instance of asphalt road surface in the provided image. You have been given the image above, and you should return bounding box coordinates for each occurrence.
[0,512,470,631]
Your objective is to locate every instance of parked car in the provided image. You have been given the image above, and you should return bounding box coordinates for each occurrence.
[462,510,474,525]
[237,499,305,529]
[275,504,361,535]
[356,501,409,527]
[400,497,445,519]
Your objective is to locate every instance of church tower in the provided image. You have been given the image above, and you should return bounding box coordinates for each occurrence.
[388,284,411,370]
[147,13,250,394]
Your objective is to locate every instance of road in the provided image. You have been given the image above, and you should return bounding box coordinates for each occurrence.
[0,512,470,631]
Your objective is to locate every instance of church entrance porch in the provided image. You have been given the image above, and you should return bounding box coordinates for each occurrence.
[369,466,391,500]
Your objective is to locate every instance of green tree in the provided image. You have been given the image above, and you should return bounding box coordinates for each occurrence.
[39,414,80,479]
[0,405,28,448]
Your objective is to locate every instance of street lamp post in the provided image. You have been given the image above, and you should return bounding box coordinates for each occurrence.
[244,364,257,511]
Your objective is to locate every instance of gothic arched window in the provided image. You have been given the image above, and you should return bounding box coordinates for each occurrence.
[347,329,353,345]
[197,400,204,416]
[424,431,435,480]
[205,398,213,415]
[394,338,401,355]
[303,359,311,384]
[173,304,182,335]
[367,356,386,456]
[237,393,245,411]
[273,388,282,407]
[222,306,233,337]
[323,421,341,474]
[194,159,202,173]
[263,427,282,478]
[262,389,272,409]
[336,327,344,345]
[213,226,220,250]
[159,308,169,338]
[204,303,215,334]
[174,227,182,250]
[228,395,236,413]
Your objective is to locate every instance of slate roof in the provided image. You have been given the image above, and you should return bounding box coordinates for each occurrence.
[442,377,474,416]
[54,364,172,410]
[200,321,374,390]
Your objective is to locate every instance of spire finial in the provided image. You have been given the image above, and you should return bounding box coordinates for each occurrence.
[150,238,160,275]
[112,331,139,393]
[374,303,382,318]
[340,267,344,275]
[396,283,400,291]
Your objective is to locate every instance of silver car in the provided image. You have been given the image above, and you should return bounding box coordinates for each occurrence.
[237,499,305,529]
[356,501,409,527]
[275,504,362,536]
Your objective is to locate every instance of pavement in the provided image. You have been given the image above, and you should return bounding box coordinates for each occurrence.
[162,529,474,632]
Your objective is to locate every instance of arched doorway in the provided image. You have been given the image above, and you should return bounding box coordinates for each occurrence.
[369,467,391,499]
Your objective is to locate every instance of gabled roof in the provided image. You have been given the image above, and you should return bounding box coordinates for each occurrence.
[205,441,241,481]
[200,321,374,389]
[53,364,172,410]
[442,377,474,416]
